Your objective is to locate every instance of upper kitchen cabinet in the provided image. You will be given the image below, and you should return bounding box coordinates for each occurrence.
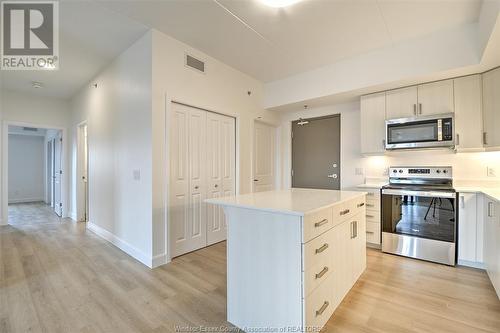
[454,75,484,152]
[417,79,454,116]
[360,92,386,154]
[482,67,500,150]
[386,86,417,119]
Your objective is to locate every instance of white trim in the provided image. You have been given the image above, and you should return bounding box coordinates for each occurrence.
[3,121,68,224]
[68,211,78,221]
[8,197,45,204]
[152,253,169,268]
[458,259,485,269]
[76,120,88,222]
[87,222,154,268]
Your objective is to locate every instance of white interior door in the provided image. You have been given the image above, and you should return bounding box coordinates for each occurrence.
[53,133,62,216]
[253,121,276,192]
[206,112,235,245]
[170,103,207,257]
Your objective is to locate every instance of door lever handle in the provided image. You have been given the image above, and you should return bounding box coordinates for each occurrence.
[327,174,338,179]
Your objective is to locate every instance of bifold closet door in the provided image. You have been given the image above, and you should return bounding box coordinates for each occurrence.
[206,112,236,245]
[170,103,207,257]
[170,103,235,257]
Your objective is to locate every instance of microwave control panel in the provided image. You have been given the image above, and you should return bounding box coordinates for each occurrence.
[441,118,453,141]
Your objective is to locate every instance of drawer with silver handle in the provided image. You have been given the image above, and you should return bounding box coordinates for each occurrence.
[304,273,335,329]
[303,226,334,271]
[303,207,333,243]
[366,221,381,244]
[365,209,380,223]
[304,260,333,296]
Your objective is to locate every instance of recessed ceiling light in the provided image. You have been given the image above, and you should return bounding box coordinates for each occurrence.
[261,0,301,8]
[32,81,43,89]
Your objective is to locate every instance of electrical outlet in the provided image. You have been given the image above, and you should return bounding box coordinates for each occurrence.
[487,167,496,177]
[355,168,364,176]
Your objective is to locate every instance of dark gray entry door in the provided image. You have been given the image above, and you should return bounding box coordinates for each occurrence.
[292,115,341,190]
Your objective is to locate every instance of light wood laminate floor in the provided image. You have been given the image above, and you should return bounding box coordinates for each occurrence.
[1,204,499,333]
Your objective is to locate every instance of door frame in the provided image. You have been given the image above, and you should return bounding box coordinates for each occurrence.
[164,95,240,263]
[76,120,89,222]
[45,139,53,206]
[288,113,342,190]
[1,121,67,225]
[252,119,279,192]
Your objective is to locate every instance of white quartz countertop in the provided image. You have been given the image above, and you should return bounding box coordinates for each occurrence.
[205,188,366,216]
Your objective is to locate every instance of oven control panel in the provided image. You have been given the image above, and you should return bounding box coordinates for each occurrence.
[389,167,452,179]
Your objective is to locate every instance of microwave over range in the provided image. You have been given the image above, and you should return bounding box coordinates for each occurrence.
[385,113,454,150]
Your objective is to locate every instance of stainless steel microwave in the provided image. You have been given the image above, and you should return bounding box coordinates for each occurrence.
[385,113,454,150]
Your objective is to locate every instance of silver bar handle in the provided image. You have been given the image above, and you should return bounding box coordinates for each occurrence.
[350,221,355,239]
[340,209,350,216]
[354,221,358,238]
[315,266,329,279]
[366,231,374,234]
[488,202,494,217]
[366,214,375,218]
[315,243,329,254]
[419,103,423,115]
[456,133,460,146]
[366,203,374,208]
[314,219,328,228]
[316,301,330,317]
[413,104,417,115]
[483,132,488,145]
[357,202,365,208]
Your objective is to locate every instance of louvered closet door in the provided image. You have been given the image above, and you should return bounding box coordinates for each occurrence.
[206,112,235,245]
[170,103,207,257]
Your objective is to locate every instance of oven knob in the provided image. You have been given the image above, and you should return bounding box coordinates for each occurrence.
[443,170,447,174]
[436,170,441,174]
[393,170,397,173]
[399,169,403,173]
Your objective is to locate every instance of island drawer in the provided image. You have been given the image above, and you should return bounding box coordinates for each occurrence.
[303,208,333,242]
[332,197,366,225]
[304,273,335,330]
[303,227,334,271]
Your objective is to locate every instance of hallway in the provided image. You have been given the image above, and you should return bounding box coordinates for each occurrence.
[8,202,67,226]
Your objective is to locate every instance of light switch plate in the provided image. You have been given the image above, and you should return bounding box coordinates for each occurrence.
[487,167,496,177]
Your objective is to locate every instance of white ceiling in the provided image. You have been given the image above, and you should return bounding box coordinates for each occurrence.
[2,0,149,99]
[98,0,482,83]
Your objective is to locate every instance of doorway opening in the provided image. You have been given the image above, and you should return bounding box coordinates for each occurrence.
[7,125,64,225]
[76,122,89,222]
[291,114,341,190]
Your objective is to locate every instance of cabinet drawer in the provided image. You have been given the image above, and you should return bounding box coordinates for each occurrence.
[365,191,380,201]
[304,259,334,297]
[304,208,333,243]
[332,197,366,226]
[303,227,334,271]
[366,221,381,244]
[365,209,381,223]
[365,199,379,211]
[304,273,335,330]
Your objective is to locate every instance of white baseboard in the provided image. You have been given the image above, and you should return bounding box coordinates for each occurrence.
[8,197,45,204]
[87,222,154,268]
[152,253,169,268]
[458,259,485,269]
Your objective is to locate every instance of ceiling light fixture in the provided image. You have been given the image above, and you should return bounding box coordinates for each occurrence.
[260,0,301,8]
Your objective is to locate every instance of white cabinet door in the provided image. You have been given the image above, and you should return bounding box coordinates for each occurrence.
[417,79,454,116]
[206,112,235,246]
[454,75,483,151]
[360,93,386,154]
[458,193,477,263]
[482,68,500,149]
[386,86,418,119]
[484,198,500,297]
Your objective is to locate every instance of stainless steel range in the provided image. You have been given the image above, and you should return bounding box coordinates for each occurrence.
[381,166,458,266]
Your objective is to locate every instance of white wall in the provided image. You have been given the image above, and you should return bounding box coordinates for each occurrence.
[8,134,45,203]
[151,29,282,264]
[1,90,70,224]
[69,31,153,267]
[279,102,500,190]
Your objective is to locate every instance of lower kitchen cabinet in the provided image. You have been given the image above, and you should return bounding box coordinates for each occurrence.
[356,187,382,246]
[458,193,480,264]
[484,196,500,298]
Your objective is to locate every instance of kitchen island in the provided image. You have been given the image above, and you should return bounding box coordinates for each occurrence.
[206,188,367,332]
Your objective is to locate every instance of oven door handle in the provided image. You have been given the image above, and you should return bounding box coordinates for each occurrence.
[381,189,455,198]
